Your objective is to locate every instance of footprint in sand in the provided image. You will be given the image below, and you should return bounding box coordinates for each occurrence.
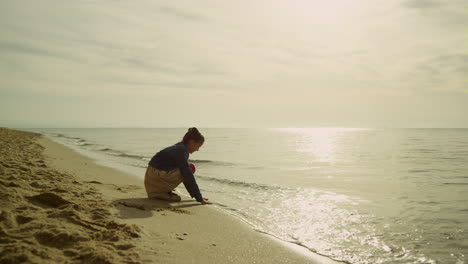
[84,180,102,184]
[115,185,142,193]
[27,192,72,208]
[113,200,190,214]
[83,181,142,194]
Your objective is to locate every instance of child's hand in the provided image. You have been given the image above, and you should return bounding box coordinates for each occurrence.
[201,198,213,205]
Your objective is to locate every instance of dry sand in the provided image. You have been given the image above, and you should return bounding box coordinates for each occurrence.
[0,128,343,264]
[0,128,140,264]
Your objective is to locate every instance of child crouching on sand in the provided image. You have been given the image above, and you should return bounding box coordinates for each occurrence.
[144,127,212,205]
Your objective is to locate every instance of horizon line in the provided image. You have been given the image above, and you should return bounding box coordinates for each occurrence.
[5,126,468,129]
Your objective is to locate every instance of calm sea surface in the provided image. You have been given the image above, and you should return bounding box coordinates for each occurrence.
[26,128,468,264]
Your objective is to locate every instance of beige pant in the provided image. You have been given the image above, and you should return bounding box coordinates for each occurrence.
[144,166,184,201]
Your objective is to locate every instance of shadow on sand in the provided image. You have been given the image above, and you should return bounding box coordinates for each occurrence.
[112,198,201,219]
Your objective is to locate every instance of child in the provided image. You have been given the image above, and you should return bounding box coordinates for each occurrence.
[144,127,211,204]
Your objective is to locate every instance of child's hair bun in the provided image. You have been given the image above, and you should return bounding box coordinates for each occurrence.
[183,127,205,144]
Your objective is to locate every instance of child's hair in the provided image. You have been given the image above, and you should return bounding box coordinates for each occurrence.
[182,127,205,144]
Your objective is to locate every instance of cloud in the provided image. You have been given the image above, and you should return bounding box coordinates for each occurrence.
[403,0,441,9]
[0,40,81,62]
[432,54,468,71]
[401,0,466,25]
[399,53,468,93]
[158,5,210,22]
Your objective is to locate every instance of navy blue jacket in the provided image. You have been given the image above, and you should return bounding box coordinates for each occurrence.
[148,142,203,202]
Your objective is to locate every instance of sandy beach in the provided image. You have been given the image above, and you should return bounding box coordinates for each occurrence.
[0,128,341,264]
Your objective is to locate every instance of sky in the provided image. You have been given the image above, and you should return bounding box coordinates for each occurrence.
[0,0,467,128]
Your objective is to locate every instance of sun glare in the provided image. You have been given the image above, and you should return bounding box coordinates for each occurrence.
[278,128,338,162]
[278,128,367,163]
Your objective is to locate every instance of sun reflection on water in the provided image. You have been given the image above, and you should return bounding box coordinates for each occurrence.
[277,128,369,163]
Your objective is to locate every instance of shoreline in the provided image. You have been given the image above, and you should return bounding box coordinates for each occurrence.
[2,128,343,263]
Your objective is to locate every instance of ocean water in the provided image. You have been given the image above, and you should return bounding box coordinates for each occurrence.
[26,128,468,264]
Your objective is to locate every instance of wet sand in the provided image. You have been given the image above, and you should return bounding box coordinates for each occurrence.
[0,128,342,264]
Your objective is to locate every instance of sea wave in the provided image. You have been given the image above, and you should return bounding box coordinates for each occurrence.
[95,147,149,161]
[93,147,236,166]
[197,175,280,190]
[189,159,215,163]
[99,148,112,151]
[51,133,94,147]
[77,142,93,147]
[52,133,82,140]
[189,159,236,166]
